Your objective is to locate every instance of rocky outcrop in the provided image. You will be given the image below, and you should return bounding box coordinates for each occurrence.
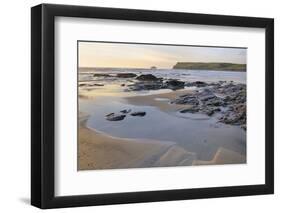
[116,73,137,78]
[172,82,246,130]
[171,94,199,105]
[165,79,185,90]
[136,74,159,81]
[185,81,208,87]
[219,104,246,126]
[93,73,112,77]
[127,81,165,91]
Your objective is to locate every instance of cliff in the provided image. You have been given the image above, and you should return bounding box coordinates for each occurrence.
[173,62,246,71]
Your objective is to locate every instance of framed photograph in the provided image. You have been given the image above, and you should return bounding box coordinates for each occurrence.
[31,4,274,209]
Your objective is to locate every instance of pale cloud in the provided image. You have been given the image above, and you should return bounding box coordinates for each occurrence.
[79,42,247,69]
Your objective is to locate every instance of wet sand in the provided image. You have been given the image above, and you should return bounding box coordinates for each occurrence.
[78,89,246,170]
[78,115,197,170]
[124,89,193,112]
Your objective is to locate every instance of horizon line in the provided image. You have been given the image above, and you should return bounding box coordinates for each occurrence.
[79,61,247,69]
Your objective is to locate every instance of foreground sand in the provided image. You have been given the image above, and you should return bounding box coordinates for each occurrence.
[78,90,246,170]
[78,116,197,170]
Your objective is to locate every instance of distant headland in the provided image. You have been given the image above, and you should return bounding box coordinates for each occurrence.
[173,62,246,72]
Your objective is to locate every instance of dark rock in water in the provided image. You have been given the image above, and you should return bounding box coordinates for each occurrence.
[127,78,184,91]
[116,73,137,78]
[131,111,146,117]
[185,82,194,87]
[204,98,224,106]
[105,112,114,117]
[120,109,131,114]
[205,109,215,116]
[195,81,207,87]
[199,94,216,101]
[171,95,199,105]
[120,84,126,87]
[241,124,246,131]
[218,83,246,94]
[93,73,112,77]
[201,107,221,116]
[93,83,104,86]
[199,89,213,97]
[106,113,126,121]
[127,81,164,91]
[220,83,246,105]
[166,79,185,90]
[219,104,246,126]
[180,106,200,113]
[136,74,158,81]
[185,81,208,87]
[196,89,223,106]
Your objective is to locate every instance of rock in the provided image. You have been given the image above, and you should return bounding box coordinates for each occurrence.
[131,111,146,116]
[127,81,164,91]
[204,98,224,106]
[185,81,208,87]
[180,106,200,113]
[204,109,214,116]
[220,83,246,105]
[219,112,239,124]
[166,79,185,90]
[199,94,217,101]
[218,83,246,94]
[136,74,158,81]
[171,95,199,105]
[241,124,246,131]
[196,89,223,106]
[219,104,246,126]
[116,73,137,78]
[93,83,104,86]
[120,109,131,114]
[93,73,112,77]
[105,113,126,121]
[120,84,126,87]
[105,112,114,117]
[195,81,208,87]
[201,107,221,116]
[208,82,221,88]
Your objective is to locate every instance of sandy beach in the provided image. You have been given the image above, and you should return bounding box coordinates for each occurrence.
[78,115,197,170]
[79,88,246,170]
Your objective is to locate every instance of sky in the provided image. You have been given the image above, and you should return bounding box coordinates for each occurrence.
[78,42,247,69]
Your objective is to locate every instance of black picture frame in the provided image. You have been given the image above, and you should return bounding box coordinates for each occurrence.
[31,3,274,209]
